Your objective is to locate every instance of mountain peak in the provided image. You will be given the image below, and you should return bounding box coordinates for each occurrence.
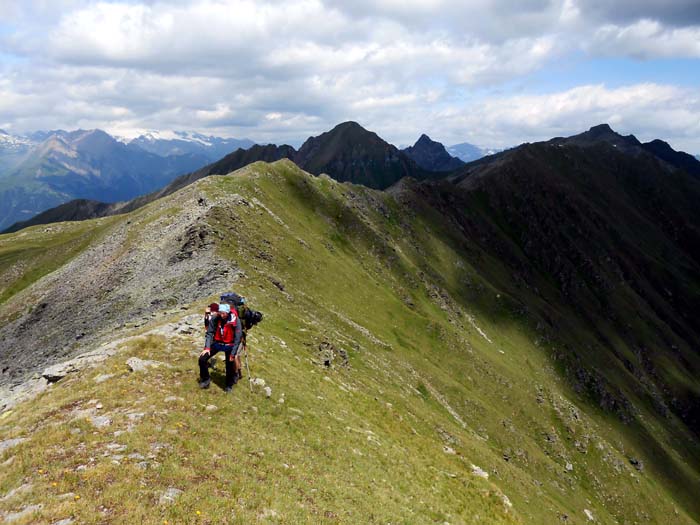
[333,121,364,131]
[321,121,375,141]
[584,123,640,144]
[642,138,700,178]
[557,123,642,152]
[294,121,427,189]
[69,129,122,154]
[587,123,615,136]
[403,134,464,172]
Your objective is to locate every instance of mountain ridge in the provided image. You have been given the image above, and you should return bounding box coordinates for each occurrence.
[5,122,700,237]
[3,121,440,232]
[127,130,255,160]
[0,128,258,229]
[0,130,212,230]
[1,157,699,523]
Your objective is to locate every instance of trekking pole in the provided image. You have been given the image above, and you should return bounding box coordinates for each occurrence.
[243,341,253,392]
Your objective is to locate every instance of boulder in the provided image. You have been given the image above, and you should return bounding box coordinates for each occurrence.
[159,488,183,505]
[471,464,489,479]
[89,415,112,429]
[42,349,113,383]
[0,438,26,454]
[126,357,166,372]
[4,504,43,523]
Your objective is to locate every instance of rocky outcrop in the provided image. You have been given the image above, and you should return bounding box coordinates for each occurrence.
[0,183,238,389]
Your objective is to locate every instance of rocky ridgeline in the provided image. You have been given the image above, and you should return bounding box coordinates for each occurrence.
[0,314,199,412]
[0,187,248,391]
[0,309,285,412]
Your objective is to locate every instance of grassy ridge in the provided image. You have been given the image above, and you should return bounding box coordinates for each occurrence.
[0,216,119,308]
[1,160,698,523]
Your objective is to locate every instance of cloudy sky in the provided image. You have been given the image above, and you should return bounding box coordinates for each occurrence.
[1,0,699,151]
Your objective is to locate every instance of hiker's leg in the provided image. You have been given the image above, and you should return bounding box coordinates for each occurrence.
[200,346,221,381]
[224,350,236,388]
[199,352,211,381]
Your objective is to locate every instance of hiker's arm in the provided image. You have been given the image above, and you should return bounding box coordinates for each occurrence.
[231,318,243,355]
[203,317,216,352]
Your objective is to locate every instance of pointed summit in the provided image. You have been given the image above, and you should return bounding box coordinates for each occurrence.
[402,134,464,172]
[587,123,615,136]
[294,122,427,189]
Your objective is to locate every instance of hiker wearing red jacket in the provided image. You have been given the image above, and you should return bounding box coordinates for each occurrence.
[198,303,242,392]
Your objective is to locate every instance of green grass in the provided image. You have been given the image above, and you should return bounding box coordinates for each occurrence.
[0,216,119,308]
[1,160,699,524]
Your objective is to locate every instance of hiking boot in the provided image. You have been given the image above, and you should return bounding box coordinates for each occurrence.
[224,386,233,393]
[199,378,211,389]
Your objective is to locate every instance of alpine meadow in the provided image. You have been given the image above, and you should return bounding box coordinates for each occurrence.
[2,1,700,524]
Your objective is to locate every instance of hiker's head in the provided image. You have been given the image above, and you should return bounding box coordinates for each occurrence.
[209,303,219,312]
[218,303,231,317]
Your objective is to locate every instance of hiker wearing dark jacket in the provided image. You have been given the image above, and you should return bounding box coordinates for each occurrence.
[203,302,219,329]
[198,303,242,392]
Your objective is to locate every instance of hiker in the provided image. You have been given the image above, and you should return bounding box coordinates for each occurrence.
[203,302,220,371]
[219,292,263,382]
[204,302,219,329]
[198,303,242,392]
[213,291,265,386]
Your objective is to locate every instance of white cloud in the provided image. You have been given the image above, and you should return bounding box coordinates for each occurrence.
[589,20,700,58]
[37,0,560,86]
[0,1,698,152]
[435,83,700,152]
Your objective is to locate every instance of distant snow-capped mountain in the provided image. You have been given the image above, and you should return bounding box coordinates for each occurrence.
[0,127,258,228]
[126,131,255,161]
[447,142,502,162]
[0,129,216,230]
[0,130,36,176]
[0,129,35,151]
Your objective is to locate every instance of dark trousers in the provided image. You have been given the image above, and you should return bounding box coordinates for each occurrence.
[199,342,236,388]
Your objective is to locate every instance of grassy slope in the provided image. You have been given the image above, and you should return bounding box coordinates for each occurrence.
[0,160,698,524]
[0,216,120,310]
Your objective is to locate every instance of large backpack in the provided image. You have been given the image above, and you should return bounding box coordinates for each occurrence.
[220,292,263,331]
[220,292,245,308]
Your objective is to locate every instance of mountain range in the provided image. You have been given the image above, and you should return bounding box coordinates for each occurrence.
[0,130,235,230]
[0,118,699,522]
[448,141,502,162]
[4,122,455,232]
[0,125,483,231]
[125,130,255,160]
[8,121,699,237]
